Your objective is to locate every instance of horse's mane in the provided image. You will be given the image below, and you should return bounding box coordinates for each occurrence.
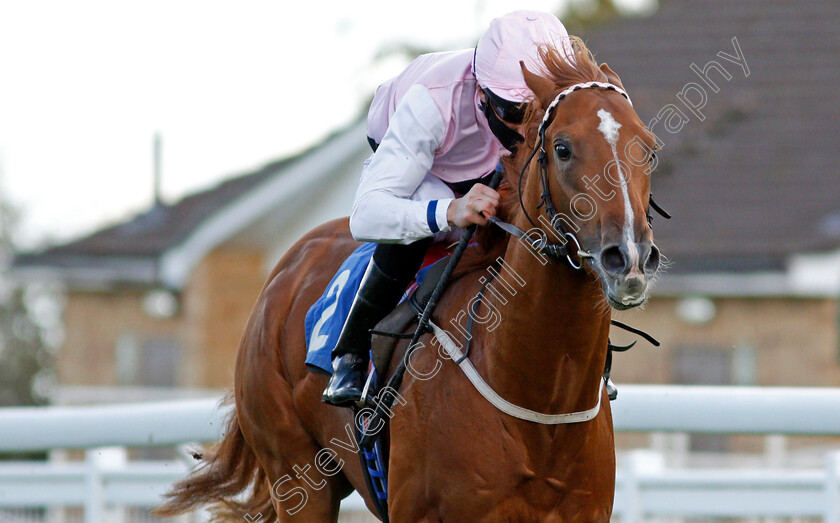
[455,36,608,277]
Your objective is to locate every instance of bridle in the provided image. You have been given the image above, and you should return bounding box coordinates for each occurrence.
[360,80,664,438]
[494,81,633,270]
[425,84,650,425]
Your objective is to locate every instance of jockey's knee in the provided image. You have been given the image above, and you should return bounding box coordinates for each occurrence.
[373,240,433,282]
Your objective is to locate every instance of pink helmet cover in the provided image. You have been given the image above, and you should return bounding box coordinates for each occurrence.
[474,10,572,103]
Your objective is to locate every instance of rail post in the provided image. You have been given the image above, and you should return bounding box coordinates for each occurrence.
[84,447,127,523]
[84,450,103,523]
[621,450,664,523]
[826,451,840,523]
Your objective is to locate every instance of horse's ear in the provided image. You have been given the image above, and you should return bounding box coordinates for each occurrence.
[599,63,626,91]
[520,61,555,109]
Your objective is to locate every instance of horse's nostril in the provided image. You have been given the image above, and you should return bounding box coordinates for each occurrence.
[645,245,661,273]
[600,245,626,275]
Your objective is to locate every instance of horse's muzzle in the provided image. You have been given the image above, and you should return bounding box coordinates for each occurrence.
[598,241,661,310]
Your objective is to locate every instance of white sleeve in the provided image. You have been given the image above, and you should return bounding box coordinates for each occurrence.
[349,84,455,244]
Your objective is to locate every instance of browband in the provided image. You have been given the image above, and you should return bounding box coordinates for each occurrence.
[538,81,632,135]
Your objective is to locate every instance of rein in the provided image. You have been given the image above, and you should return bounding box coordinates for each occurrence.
[445,81,661,420]
[486,216,591,269]
[359,82,664,444]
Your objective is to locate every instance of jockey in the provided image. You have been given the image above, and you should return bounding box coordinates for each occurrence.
[323,10,571,406]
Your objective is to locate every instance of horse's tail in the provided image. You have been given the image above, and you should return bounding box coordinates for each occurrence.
[153,393,276,522]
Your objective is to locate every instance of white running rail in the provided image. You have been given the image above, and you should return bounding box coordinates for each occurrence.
[1,385,840,522]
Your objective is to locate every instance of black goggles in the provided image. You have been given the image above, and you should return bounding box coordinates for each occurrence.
[483,88,526,124]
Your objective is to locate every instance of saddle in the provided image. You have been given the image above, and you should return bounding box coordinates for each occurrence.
[369,255,450,379]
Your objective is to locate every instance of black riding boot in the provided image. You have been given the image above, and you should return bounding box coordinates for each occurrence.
[321,258,411,406]
[322,240,431,407]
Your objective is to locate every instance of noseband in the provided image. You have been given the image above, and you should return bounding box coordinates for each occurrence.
[505,81,632,269]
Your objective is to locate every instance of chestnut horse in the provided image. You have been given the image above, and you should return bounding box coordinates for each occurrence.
[157,38,661,522]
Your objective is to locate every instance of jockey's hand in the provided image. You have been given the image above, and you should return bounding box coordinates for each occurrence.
[446,184,500,228]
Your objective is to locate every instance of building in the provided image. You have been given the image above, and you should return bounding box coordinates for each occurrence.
[579,0,840,454]
[14,0,840,448]
[14,122,370,401]
[581,0,840,390]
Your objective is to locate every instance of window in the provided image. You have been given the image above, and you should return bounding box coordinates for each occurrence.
[114,335,180,387]
[140,338,180,387]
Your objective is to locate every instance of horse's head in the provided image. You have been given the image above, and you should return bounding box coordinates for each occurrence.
[507,39,662,311]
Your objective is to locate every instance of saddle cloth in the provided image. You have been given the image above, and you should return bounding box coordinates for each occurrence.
[304,242,449,374]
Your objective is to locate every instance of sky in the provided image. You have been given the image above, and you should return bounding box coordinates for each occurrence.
[0,0,648,249]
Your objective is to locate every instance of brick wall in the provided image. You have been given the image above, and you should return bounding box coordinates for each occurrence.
[181,246,267,389]
[611,296,839,451]
[609,297,839,386]
[58,246,268,390]
[58,260,838,407]
[58,291,184,386]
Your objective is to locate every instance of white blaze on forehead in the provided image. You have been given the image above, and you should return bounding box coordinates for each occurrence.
[596,108,640,270]
[597,108,622,145]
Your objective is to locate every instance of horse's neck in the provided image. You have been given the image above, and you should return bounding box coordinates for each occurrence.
[471,238,610,415]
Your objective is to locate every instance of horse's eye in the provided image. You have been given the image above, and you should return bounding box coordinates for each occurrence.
[555,142,572,161]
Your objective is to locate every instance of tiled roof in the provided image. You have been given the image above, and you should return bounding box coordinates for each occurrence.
[17,1,840,278]
[583,0,840,272]
[13,132,340,272]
